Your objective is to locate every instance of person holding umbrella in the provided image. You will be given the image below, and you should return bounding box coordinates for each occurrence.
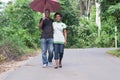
[30,0,61,68]
[39,9,54,68]
[53,12,67,69]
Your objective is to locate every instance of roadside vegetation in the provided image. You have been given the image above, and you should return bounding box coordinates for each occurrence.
[108,49,120,57]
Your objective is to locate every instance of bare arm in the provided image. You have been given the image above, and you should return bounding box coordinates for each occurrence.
[39,18,44,29]
[63,29,67,46]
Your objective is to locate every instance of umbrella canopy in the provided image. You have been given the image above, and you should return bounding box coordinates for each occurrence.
[30,0,61,13]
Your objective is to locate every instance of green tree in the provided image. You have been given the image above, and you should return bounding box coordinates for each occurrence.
[0,0,41,48]
[100,0,120,47]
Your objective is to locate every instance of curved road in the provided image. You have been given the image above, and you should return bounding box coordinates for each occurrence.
[4,48,120,80]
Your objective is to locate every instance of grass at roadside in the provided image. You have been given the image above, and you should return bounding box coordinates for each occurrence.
[20,48,40,60]
[0,40,40,63]
[24,48,40,55]
[108,49,120,57]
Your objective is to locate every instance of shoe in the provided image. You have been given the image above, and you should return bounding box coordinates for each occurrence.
[42,64,47,68]
[54,66,58,69]
[59,64,62,68]
[59,65,62,68]
[48,62,53,67]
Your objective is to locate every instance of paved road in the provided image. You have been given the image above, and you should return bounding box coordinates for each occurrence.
[4,48,120,80]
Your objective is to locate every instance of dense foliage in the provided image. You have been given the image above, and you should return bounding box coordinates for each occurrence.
[0,0,41,61]
[100,0,120,47]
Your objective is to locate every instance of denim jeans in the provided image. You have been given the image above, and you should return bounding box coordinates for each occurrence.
[41,38,53,65]
[54,44,64,60]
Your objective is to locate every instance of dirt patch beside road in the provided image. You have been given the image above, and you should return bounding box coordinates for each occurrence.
[0,50,40,80]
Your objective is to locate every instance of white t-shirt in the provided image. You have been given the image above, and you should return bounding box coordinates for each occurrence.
[53,22,67,44]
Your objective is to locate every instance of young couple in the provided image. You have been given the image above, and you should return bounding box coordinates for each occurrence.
[39,9,67,69]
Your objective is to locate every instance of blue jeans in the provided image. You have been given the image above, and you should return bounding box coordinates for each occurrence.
[54,44,64,60]
[41,38,53,65]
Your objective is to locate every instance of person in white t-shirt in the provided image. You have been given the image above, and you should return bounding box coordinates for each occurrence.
[53,12,67,69]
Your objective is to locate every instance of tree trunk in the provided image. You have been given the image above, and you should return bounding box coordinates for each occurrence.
[80,0,86,16]
[95,1,101,37]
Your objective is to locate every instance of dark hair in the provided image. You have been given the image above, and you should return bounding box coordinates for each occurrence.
[54,12,62,18]
[45,9,50,12]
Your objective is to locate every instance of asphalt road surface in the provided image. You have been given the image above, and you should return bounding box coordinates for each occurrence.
[4,48,120,80]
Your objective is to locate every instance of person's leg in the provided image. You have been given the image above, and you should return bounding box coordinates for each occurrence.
[54,44,59,69]
[47,38,53,63]
[59,44,64,67]
[41,39,48,67]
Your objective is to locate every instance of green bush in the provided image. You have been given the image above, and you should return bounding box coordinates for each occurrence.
[66,18,98,48]
[108,49,120,57]
[0,39,25,62]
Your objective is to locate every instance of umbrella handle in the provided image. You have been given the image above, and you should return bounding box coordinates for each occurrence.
[43,0,47,13]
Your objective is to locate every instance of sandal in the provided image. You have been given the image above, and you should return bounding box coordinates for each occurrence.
[59,64,62,68]
[54,66,58,69]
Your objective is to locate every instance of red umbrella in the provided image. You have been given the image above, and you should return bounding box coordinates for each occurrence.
[30,0,61,13]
